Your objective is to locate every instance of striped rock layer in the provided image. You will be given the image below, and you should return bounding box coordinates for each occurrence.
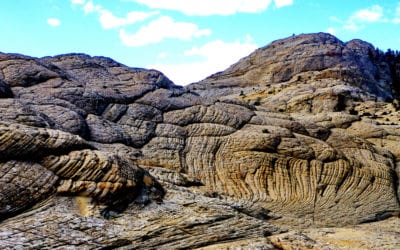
[0,33,399,248]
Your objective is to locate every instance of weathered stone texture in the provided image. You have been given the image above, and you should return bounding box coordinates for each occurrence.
[0,33,399,248]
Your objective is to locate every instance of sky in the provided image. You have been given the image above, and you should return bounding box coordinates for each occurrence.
[1,0,400,85]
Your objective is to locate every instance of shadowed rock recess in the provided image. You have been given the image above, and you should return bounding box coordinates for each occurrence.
[0,33,399,249]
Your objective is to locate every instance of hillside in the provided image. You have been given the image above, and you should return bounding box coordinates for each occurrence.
[0,33,399,249]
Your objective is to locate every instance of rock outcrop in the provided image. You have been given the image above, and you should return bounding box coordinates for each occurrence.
[189,33,395,111]
[0,33,399,248]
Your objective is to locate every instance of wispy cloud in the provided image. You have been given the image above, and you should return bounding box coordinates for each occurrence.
[274,0,293,8]
[47,18,61,27]
[73,1,158,29]
[71,0,97,13]
[71,0,85,4]
[71,0,211,47]
[131,0,292,16]
[326,27,336,35]
[157,52,168,59]
[83,1,98,14]
[149,36,258,84]
[343,5,384,31]
[120,16,211,47]
[98,10,159,29]
[393,3,400,24]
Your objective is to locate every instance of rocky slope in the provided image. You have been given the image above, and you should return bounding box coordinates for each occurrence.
[189,33,397,110]
[0,33,399,249]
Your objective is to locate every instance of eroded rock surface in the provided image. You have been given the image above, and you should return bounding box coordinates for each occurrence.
[0,33,399,248]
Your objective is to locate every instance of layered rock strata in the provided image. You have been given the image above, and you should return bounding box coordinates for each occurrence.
[0,33,399,248]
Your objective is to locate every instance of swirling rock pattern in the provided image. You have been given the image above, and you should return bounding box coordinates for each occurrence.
[0,33,399,248]
[0,122,164,220]
[0,160,58,219]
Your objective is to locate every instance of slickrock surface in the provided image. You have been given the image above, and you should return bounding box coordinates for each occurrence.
[0,33,399,248]
[269,217,400,249]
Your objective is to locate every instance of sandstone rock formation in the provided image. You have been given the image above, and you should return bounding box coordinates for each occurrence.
[0,33,399,249]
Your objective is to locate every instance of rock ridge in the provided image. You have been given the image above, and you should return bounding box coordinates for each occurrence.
[0,33,399,248]
[189,32,398,107]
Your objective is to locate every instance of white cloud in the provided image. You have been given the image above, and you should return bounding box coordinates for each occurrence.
[71,0,85,5]
[343,22,359,31]
[393,4,400,24]
[352,5,383,22]
[131,0,291,16]
[83,1,97,14]
[72,0,209,46]
[326,27,336,35]
[119,16,211,47]
[329,16,343,24]
[47,18,61,27]
[344,5,384,31]
[274,0,293,8]
[148,38,258,85]
[157,52,168,59]
[99,9,159,29]
[74,1,158,29]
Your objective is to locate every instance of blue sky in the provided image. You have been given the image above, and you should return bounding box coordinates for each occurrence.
[1,0,400,85]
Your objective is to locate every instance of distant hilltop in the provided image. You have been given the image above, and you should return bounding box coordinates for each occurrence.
[189,32,400,102]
